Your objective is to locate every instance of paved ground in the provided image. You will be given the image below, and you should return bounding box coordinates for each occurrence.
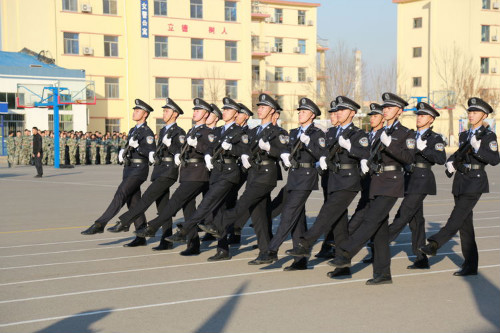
[0,164,499,333]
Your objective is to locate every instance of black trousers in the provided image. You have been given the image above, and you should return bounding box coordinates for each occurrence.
[95,176,146,229]
[428,193,482,270]
[340,195,398,277]
[388,193,427,261]
[301,190,358,249]
[215,182,275,253]
[34,155,43,176]
[268,189,311,253]
[179,179,235,241]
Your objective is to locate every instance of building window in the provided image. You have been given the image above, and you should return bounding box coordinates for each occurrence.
[298,39,306,54]
[413,17,422,28]
[105,119,120,133]
[298,68,306,82]
[225,1,237,21]
[481,25,490,42]
[104,36,118,57]
[0,92,18,109]
[412,77,422,87]
[154,0,167,16]
[62,0,77,11]
[103,0,117,14]
[105,77,119,98]
[275,8,283,23]
[155,36,168,57]
[191,38,203,59]
[49,114,73,131]
[155,78,169,98]
[252,65,260,80]
[275,67,283,81]
[298,10,306,25]
[225,41,237,61]
[191,79,204,98]
[275,38,283,53]
[190,0,202,19]
[225,80,237,99]
[0,113,25,136]
[412,47,422,58]
[481,57,489,74]
[63,32,79,54]
[482,0,491,9]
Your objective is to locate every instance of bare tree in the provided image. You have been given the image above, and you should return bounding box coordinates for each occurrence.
[366,60,397,101]
[204,66,225,103]
[323,41,358,102]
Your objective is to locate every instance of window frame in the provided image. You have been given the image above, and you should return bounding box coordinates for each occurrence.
[62,0,77,12]
[105,77,120,98]
[224,1,237,22]
[154,0,167,16]
[155,36,168,57]
[412,76,422,87]
[191,79,204,99]
[275,67,283,81]
[413,17,422,29]
[480,57,490,74]
[225,41,237,61]
[191,38,204,59]
[190,0,203,19]
[275,37,283,53]
[104,35,119,57]
[298,68,306,82]
[155,77,169,98]
[275,8,283,24]
[481,25,490,42]
[298,10,306,25]
[63,32,79,55]
[412,46,422,58]
[103,0,118,15]
[225,80,238,99]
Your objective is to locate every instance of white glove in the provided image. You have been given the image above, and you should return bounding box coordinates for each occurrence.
[300,133,310,145]
[471,135,481,151]
[241,154,251,169]
[338,136,351,152]
[162,135,171,147]
[129,137,139,148]
[319,156,327,170]
[204,154,214,171]
[380,131,391,147]
[148,151,155,164]
[118,149,124,163]
[360,159,369,174]
[187,136,198,148]
[221,141,232,151]
[280,153,291,168]
[416,137,427,151]
[174,154,181,166]
[258,138,271,152]
[446,161,456,174]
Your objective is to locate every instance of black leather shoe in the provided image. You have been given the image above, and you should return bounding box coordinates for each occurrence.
[107,221,129,233]
[152,242,173,251]
[407,259,430,269]
[123,237,147,247]
[362,256,374,264]
[233,227,242,236]
[314,247,335,259]
[34,174,42,178]
[207,250,232,261]
[180,246,201,256]
[228,234,241,245]
[283,261,308,271]
[285,242,311,257]
[81,223,105,235]
[248,251,278,265]
[202,233,216,242]
[366,275,392,285]
[419,240,438,256]
[328,251,351,268]
[198,223,222,239]
[327,267,351,278]
[135,226,157,238]
[453,268,478,276]
[165,230,187,243]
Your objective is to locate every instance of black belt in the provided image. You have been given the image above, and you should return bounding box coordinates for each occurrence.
[130,158,148,164]
[292,162,314,169]
[463,164,485,170]
[381,165,403,172]
[415,162,432,169]
[161,157,174,162]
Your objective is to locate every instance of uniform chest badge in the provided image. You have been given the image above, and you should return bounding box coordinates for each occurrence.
[279,134,287,144]
[242,134,249,144]
[146,136,154,144]
[318,137,326,147]
[489,141,498,151]
[406,138,415,149]
[359,137,369,147]
[208,134,215,143]
[179,135,185,144]
[435,143,444,151]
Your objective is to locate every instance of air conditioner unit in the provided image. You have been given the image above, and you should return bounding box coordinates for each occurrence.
[81,4,92,13]
[271,46,277,52]
[492,67,498,73]
[293,47,301,53]
[492,2,499,9]
[492,35,498,41]
[269,17,276,23]
[83,47,94,55]
[307,20,313,26]
[285,76,292,82]
[307,77,313,82]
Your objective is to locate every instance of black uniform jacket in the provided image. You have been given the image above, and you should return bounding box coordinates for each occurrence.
[151,123,186,181]
[179,124,212,183]
[123,122,156,181]
[405,129,446,195]
[209,123,246,185]
[370,121,416,198]
[244,123,288,187]
[286,124,326,191]
[450,125,500,195]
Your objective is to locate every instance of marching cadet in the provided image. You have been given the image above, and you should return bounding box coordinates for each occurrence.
[387,102,446,269]
[206,104,221,129]
[236,102,251,132]
[329,92,416,285]
[200,94,287,262]
[134,98,216,255]
[247,98,326,269]
[81,99,156,248]
[286,96,370,274]
[420,97,500,276]
[106,98,186,251]
[166,97,247,248]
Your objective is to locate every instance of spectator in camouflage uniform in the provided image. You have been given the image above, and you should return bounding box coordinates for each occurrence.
[89,134,97,165]
[14,131,22,165]
[109,133,119,164]
[59,132,67,165]
[67,133,77,165]
[7,131,15,167]
[21,129,32,165]
[78,134,87,165]
[41,131,48,165]
[47,133,55,165]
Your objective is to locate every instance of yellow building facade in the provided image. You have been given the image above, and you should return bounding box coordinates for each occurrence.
[1,0,322,132]
[395,0,500,142]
